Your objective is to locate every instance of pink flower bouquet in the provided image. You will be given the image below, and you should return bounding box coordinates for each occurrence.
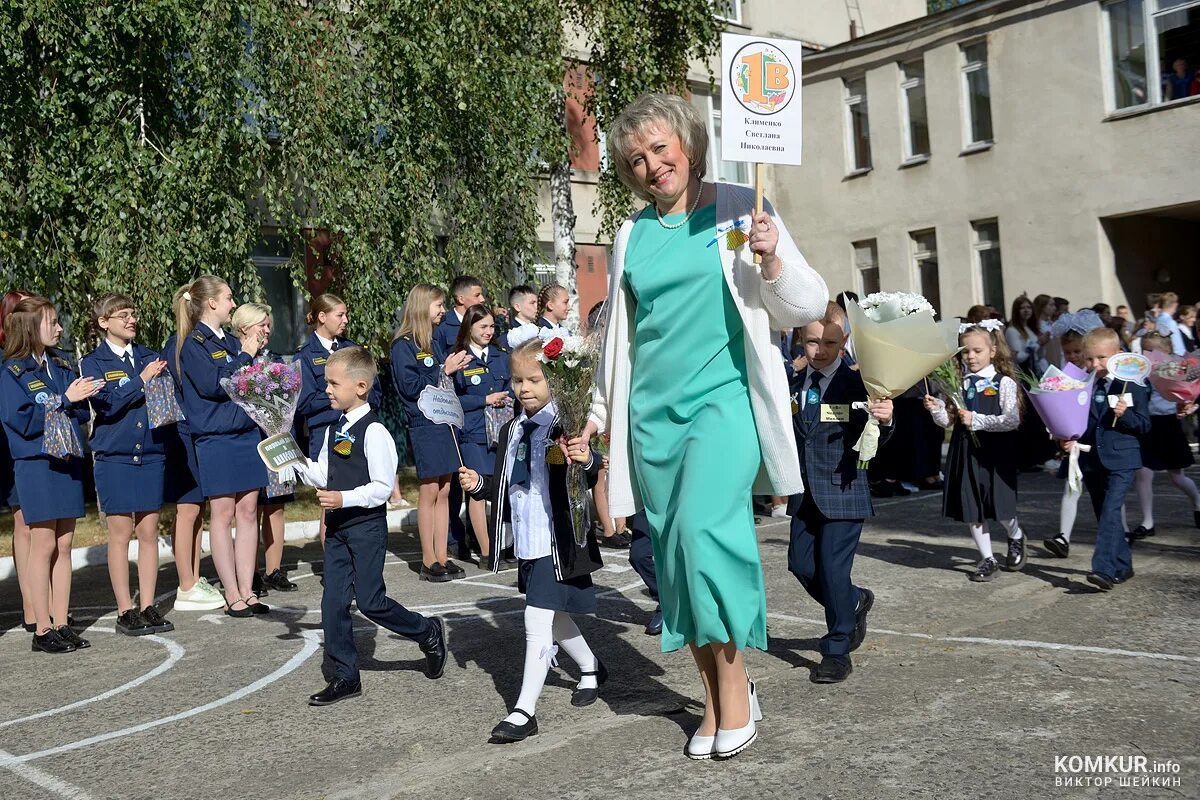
[220,357,305,477]
[1021,365,1094,440]
[1146,352,1200,404]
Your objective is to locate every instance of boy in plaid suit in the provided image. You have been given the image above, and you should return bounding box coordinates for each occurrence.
[788,308,893,684]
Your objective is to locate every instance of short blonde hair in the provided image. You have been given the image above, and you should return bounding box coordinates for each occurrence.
[607,93,708,202]
[231,302,272,338]
[1083,326,1120,350]
[326,345,377,384]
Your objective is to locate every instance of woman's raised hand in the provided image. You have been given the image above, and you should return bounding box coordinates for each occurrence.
[139,359,167,383]
[749,211,781,268]
[66,376,103,403]
[443,351,472,376]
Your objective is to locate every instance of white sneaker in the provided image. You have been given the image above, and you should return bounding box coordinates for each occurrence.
[197,577,223,599]
[769,504,788,519]
[175,582,225,611]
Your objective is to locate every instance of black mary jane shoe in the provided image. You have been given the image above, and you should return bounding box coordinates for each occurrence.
[262,569,298,592]
[420,618,448,679]
[490,709,538,743]
[812,655,853,684]
[32,628,76,653]
[225,599,254,619]
[245,595,271,614]
[571,659,609,707]
[56,625,90,650]
[308,677,363,706]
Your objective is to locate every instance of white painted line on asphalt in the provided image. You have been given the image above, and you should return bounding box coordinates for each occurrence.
[0,635,185,730]
[596,579,650,600]
[766,612,1200,664]
[457,568,519,581]
[0,749,94,799]
[0,630,321,767]
[873,492,940,507]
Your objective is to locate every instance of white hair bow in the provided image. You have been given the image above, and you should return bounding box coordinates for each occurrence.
[959,319,1005,334]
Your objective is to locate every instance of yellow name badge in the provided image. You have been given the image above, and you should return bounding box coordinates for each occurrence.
[104,370,128,381]
[26,379,46,391]
[820,404,850,423]
[463,367,486,376]
[415,351,433,360]
[211,350,228,360]
[312,357,327,366]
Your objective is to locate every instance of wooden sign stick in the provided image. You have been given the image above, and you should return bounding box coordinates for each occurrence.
[754,163,764,266]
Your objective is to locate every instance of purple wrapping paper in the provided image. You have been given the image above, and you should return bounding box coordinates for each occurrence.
[1024,378,1094,440]
[145,373,184,428]
[40,394,83,459]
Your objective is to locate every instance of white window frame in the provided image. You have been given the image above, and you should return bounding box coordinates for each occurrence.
[959,38,993,148]
[852,239,880,296]
[899,58,930,162]
[971,219,1003,308]
[713,0,743,25]
[843,75,872,175]
[692,89,751,186]
[1104,0,1200,111]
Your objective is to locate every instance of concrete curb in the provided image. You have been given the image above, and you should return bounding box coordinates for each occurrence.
[0,508,417,581]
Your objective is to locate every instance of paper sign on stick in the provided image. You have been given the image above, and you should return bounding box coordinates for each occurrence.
[720,34,805,167]
[418,384,464,428]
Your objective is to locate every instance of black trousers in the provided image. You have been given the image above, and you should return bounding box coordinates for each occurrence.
[323,514,431,681]
[787,492,865,659]
[627,511,658,601]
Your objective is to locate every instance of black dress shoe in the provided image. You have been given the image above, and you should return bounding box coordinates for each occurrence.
[308,678,363,706]
[262,569,298,592]
[1004,536,1027,571]
[644,607,663,636]
[490,709,538,742]
[571,659,608,707]
[1130,525,1155,540]
[22,621,37,634]
[443,560,466,579]
[420,617,448,679]
[599,531,632,550]
[252,571,268,598]
[57,625,90,649]
[1086,573,1114,591]
[1043,534,1070,558]
[116,609,155,636]
[1113,568,1135,585]
[140,605,175,633]
[32,628,76,653]
[849,588,874,652]
[419,562,451,582]
[812,656,853,684]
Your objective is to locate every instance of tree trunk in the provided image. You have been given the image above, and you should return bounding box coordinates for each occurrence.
[550,89,579,333]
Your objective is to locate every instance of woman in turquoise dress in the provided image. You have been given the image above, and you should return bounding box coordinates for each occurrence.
[574,94,828,760]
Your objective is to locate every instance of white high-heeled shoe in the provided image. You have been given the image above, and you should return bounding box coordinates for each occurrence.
[714,679,762,759]
[685,732,716,760]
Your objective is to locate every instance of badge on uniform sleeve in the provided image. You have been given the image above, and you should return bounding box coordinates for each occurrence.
[119,377,130,387]
[423,357,435,367]
[470,375,481,385]
[313,356,327,366]
[34,391,48,404]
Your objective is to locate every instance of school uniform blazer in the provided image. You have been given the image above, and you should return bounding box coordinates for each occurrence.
[1,351,90,459]
[588,182,830,517]
[1080,380,1150,472]
[389,335,444,428]
[466,415,603,581]
[451,344,512,444]
[81,343,168,462]
[294,333,381,431]
[178,327,255,438]
[432,313,462,362]
[788,363,892,520]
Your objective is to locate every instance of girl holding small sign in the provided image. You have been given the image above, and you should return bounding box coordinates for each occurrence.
[81,293,175,636]
[175,275,268,617]
[451,303,513,565]
[390,283,472,582]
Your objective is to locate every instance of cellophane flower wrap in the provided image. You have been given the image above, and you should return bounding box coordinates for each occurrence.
[846,292,961,467]
[514,326,600,547]
[40,394,83,459]
[145,373,184,428]
[1019,363,1094,440]
[1145,352,1200,404]
[220,356,303,489]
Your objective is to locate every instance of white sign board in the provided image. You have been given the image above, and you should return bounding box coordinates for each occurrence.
[720,33,804,166]
[418,384,464,428]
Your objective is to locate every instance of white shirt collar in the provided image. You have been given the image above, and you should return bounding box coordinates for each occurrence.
[200,320,225,340]
[453,309,464,324]
[809,361,840,383]
[339,403,371,429]
[469,343,486,361]
[315,332,335,352]
[105,340,133,359]
[520,401,557,428]
[966,364,997,380]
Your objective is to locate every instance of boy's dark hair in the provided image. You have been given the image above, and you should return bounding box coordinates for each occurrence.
[449,275,482,304]
[508,285,535,306]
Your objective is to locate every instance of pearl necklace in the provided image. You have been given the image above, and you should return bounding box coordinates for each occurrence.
[655,181,703,230]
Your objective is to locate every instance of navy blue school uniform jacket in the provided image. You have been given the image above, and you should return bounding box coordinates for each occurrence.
[389,335,445,429]
[432,311,463,362]
[178,324,256,437]
[789,362,893,520]
[295,332,382,457]
[451,344,512,445]
[1,351,90,460]
[1079,378,1151,472]
[81,342,170,465]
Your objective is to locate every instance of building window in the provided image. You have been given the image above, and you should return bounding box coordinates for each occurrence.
[844,76,872,173]
[910,229,941,316]
[853,239,880,295]
[713,0,743,24]
[690,90,751,185]
[1104,0,1200,110]
[251,234,306,353]
[972,220,1004,311]
[959,40,993,146]
[900,59,930,161]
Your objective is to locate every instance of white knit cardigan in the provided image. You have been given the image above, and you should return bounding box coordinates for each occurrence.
[588,183,830,517]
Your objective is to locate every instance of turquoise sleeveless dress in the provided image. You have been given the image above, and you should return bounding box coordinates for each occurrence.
[623,203,767,653]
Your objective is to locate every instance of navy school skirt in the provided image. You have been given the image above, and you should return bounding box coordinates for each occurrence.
[461,440,496,477]
[519,555,595,614]
[95,458,165,515]
[15,456,84,525]
[194,428,268,498]
[163,426,204,505]
[409,423,461,480]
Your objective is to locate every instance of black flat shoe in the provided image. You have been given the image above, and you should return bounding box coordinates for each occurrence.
[245,595,270,614]
[420,563,451,582]
[57,625,90,649]
[442,560,466,579]
[571,659,608,707]
[1086,573,1114,592]
[1130,525,1155,540]
[812,656,853,684]
[420,617,448,679]
[969,557,1000,582]
[262,569,298,592]
[308,677,363,706]
[116,609,154,636]
[32,628,76,653]
[490,709,538,742]
[598,532,631,550]
[139,605,175,633]
[22,621,37,634]
[1113,568,1135,585]
[225,600,253,618]
[644,608,663,636]
[252,571,268,598]
[1043,534,1070,558]
[1004,535,1027,571]
[849,588,874,652]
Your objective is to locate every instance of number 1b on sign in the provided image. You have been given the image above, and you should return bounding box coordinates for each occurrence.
[720,33,804,167]
[733,44,794,114]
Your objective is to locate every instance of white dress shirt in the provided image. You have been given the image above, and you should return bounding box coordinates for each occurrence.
[105,340,135,361]
[315,332,336,353]
[200,320,225,340]
[799,361,840,409]
[293,403,398,508]
[505,402,557,560]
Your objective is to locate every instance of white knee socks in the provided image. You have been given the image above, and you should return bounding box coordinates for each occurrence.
[1139,467,1200,530]
[504,605,596,725]
[969,524,994,560]
[1060,483,1081,542]
[1000,517,1023,540]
